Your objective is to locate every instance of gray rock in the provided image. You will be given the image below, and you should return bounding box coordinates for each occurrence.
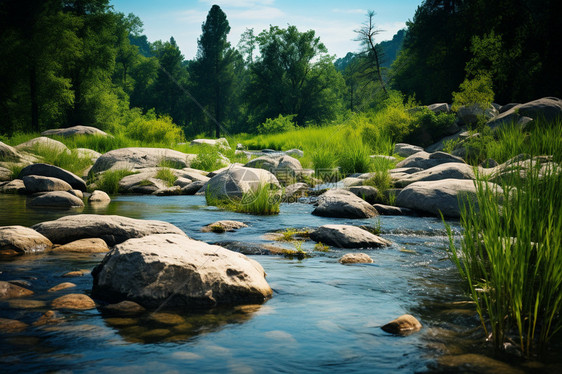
[312,189,378,219]
[245,154,302,184]
[457,104,498,125]
[489,97,562,130]
[499,103,520,114]
[284,183,309,200]
[20,163,87,191]
[0,226,52,255]
[32,214,186,246]
[15,137,69,154]
[0,141,21,161]
[373,204,415,216]
[285,149,304,158]
[91,234,273,308]
[91,147,196,173]
[0,167,11,181]
[153,186,182,196]
[173,177,192,188]
[394,143,424,157]
[29,191,84,208]
[427,103,451,114]
[22,175,72,194]
[340,177,364,187]
[393,163,475,187]
[396,151,465,170]
[206,165,280,201]
[310,224,391,248]
[181,180,206,195]
[0,179,26,194]
[425,129,465,153]
[68,189,83,199]
[395,178,502,218]
[190,138,230,149]
[214,241,288,256]
[41,126,109,137]
[177,169,210,183]
[118,170,168,194]
[88,190,110,203]
[339,253,374,264]
[201,220,248,233]
[347,185,380,204]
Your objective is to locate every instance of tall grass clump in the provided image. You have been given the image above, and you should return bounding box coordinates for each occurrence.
[206,183,280,215]
[336,139,372,174]
[27,145,92,175]
[190,144,227,171]
[94,169,136,194]
[155,168,177,187]
[445,161,562,357]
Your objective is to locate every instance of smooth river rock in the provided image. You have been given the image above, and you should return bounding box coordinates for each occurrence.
[201,220,248,233]
[312,189,378,219]
[51,294,96,310]
[206,165,280,201]
[15,137,69,154]
[32,214,187,246]
[91,147,197,173]
[381,314,422,335]
[88,190,111,203]
[393,162,476,187]
[393,143,424,157]
[20,163,87,191]
[91,234,273,308]
[0,141,21,161]
[339,253,374,264]
[0,281,34,299]
[22,175,72,193]
[0,225,52,255]
[395,178,502,218]
[310,225,391,249]
[396,151,465,170]
[41,125,109,137]
[51,238,109,253]
[29,191,84,208]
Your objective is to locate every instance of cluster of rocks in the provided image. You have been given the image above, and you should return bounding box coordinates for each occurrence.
[0,214,273,312]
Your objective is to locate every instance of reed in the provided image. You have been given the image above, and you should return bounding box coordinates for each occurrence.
[445,159,562,356]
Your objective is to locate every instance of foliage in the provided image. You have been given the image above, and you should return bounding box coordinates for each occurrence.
[124,108,185,145]
[27,145,92,175]
[206,182,280,215]
[452,74,494,112]
[336,139,372,174]
[94,169,136,194]
[313,242,330,252]
[155,168,177,187]
[190,144,226,172]
[445,162,562,356]
[257,114,296,135]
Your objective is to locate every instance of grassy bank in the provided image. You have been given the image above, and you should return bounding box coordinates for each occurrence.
[445,161,562,356]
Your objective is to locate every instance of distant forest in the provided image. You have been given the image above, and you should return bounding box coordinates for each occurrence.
[0,0,560,137]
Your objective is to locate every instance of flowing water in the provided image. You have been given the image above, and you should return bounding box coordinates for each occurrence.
[0,194,560,373]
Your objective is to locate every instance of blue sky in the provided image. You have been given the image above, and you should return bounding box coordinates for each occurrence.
[110,0,422,60]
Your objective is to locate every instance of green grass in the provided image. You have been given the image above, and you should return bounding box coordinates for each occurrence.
[445,160,562,357]
[189,144,227,171]
[26,144,93,175]
[206,183,280,215]
[4,163,24,179]
[155,168,177,187]
[314,242,330,252]
[94,169,136,194]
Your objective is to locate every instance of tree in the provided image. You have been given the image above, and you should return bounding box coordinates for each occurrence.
[246,25,345,129]
[191,5,235,138]
[354,11,387,96]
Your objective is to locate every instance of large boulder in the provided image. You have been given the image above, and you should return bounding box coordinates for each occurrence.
[489,97,562,130]
[32,214,186,246]
[0,141,21,161]
[88,190,111,203]
[20,163,87,191]
[427,103,451,114]
[15,137,69,154]
[74,148,101,161]
[456,104,498,125]
[310,225,391,248]
[177,169,210,183]
[347,186,380,204]
[91,234,273,308]
[393,143,424,158]
[0,167,11,181]
[22,175,72,194]
[312,189,378,219]
[395,178,502,218]
[395,151,465,170]
[91,148,197,173]
[393,163,475,187]
[245,154,302,184]
[206,165,280,201]
[29,191,84,208]
[41,125,108,137]
[118,169,168,194]
[0,179,26,194]
[0,226,52,255]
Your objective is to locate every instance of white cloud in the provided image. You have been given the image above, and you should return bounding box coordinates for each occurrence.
[176,9,207,23]
[229,6,285,20]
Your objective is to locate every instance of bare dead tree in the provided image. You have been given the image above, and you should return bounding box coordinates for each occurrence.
[354,11,388,96]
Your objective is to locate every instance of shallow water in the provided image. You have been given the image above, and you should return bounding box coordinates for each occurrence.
[0,194,559,373]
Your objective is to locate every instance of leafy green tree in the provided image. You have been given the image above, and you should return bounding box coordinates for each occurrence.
[246,25,345,129]
[191,5,235,138]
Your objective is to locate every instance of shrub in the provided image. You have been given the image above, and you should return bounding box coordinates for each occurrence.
[124,109,185,145]
[257,114,296,135]
[190,144,226,172]
[206,183,280,215]
[314,242,330,252]
[451,73,494,111]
